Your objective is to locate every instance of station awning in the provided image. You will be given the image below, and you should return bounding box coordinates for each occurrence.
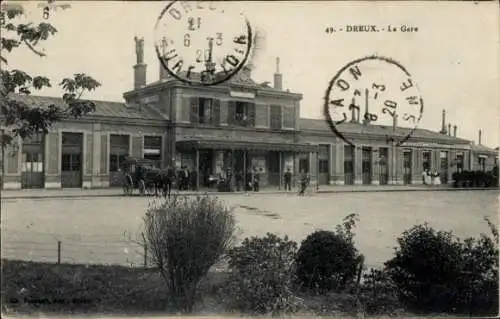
[176,139,319,153]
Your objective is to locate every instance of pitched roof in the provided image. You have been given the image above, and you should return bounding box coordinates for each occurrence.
[470,143,498,154]
[8,94,164,121]
[142,69,291,93]
[299,118,472,145]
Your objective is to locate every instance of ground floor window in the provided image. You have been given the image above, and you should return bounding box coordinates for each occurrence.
[422,151,432,171]
[22,152,43,173]
[319,159,328,173]
[456,153,464,172]
[110,154,127,172]
[62,153,81,171]
[478,157,486,171]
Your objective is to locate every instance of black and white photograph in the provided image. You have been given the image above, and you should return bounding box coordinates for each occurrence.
[1,0,499,317]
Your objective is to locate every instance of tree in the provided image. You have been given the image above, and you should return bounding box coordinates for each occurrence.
[0,2,101,147]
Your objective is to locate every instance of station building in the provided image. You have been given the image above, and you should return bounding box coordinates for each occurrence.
[1,47,498,190]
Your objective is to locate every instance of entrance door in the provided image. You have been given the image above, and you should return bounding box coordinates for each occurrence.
[403,151,412,185]
[21,134,45,188]
[378,148,389,185]
[440,151,448,184]
[21,151,44,188]
[344,145,354,185]
[199,149,214,187]
[267,151,280,186]
[61,132,83,188]
[362,147,372,185]
[318,145,330,185]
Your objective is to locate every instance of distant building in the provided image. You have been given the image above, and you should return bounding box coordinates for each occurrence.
[1,42,497,190]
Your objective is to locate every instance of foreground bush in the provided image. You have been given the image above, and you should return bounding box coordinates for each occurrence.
[295,214,361,292]
[142,195,235,312]
[223,233,302,315]
[452,170,498,188]
[384,218,499,316]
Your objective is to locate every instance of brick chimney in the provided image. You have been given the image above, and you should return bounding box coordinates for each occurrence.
[134,36,147,89]
[479,129,482,145]
[448,123,451,136]
[440,109,447,134]
[392,114,398,131]
[453,125,457,137]
[273,57,283,90]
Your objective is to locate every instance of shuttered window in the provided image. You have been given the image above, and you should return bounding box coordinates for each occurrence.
[282,106,295,129]
[270,105,282,129]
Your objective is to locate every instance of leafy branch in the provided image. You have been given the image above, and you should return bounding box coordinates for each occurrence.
[0,2,101,148]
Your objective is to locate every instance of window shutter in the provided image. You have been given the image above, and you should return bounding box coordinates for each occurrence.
[270,105,282,129]
[212,99,220,126]
[190,97,199,123]
[227,101,236,126]
[247,103,256,127]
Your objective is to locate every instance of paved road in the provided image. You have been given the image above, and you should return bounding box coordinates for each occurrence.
[2,190,498,269]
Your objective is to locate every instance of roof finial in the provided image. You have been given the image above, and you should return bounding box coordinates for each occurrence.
[276,57,280,73]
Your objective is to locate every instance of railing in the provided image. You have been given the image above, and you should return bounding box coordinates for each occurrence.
[1,236,150,268]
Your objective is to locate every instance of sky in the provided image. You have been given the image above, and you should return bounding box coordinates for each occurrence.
[3,0,499,147]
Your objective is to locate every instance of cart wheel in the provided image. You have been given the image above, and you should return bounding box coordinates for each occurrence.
[138,179,146,196]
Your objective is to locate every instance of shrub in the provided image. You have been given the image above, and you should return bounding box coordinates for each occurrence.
[359,268,403,316]
[141,194,235,313]
[223,233,302,315]
[295,213,361,293]
[384,219,499,316]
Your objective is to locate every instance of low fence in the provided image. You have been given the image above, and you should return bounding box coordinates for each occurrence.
[1,237,151,268]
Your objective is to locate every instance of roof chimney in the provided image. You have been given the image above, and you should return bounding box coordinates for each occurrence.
[273,57,283,90]
[448,123,451,136]
[453,125,457,138]
[134,36,147,89]
[440,109,447,134]
[392,114,398,131]
[478,129,482,145]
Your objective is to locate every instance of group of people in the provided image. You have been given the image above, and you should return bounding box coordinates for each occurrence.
[134,164,312,196]
[219,167,262,192]
[422,169,441,185]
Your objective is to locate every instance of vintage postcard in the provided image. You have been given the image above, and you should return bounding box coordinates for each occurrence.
[1,0,499,318]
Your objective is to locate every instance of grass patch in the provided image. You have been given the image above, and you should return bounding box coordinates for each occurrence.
[1,259,408,317]
[1,259,227,316]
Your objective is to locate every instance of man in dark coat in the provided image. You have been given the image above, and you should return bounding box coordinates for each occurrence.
[234,170,243,191]
[190,168,198,191]
[253,167,261,192]
[284,167,292,191]
[165,165,175,197]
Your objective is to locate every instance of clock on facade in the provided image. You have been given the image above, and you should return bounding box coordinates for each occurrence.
[154,1,253,86]
[324,55,424,146]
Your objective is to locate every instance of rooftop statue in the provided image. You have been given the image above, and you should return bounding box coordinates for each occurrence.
[134,36,144,64]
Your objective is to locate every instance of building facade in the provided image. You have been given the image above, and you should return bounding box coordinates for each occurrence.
[1,51,498,190]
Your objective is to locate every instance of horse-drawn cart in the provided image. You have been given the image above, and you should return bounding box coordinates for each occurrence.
[121,156,160,196]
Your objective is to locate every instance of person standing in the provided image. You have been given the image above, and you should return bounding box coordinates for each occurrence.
[253,167,261,192]
[284,167,292,191]
[298,170,310,196]
[165,165,175,197]
[234,170,243,191]
[226,168,233,192]
[190,168,198,191]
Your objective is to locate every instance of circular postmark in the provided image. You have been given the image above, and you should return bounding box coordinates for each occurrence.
[154,1,253,86]
[324,55,424,146]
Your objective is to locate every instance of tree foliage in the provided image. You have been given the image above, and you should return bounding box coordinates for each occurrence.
[0,3,100,146]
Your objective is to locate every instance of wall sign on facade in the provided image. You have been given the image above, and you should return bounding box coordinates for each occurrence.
[230,91,255,99]
[140,95,160,105]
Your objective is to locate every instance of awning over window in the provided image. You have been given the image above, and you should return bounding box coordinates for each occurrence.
[176,139,319,153]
